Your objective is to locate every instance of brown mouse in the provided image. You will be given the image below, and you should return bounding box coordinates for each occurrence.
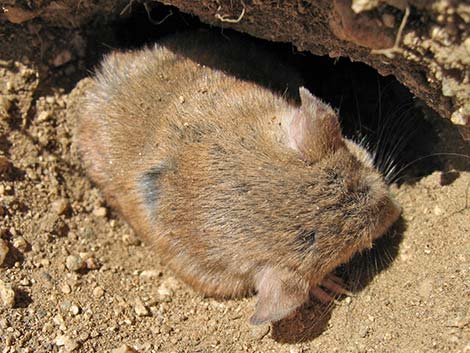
[77,31,401,325]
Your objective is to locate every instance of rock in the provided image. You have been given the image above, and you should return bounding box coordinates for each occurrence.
[351,0,379,13]
[37,111,51,123]
[52,50,73,67]
[0,96,12,118]
[433,205,444,216]
[92,286,104,298]
[92,206,107,218]
[122,233,140,246]
[418,278,434,298]
[3,6,39,24]
[0,280,16,308]
[12,236,28,251]
[65,255,84,272]
[84,256,99,270]
[0,156,11,174]
[156,284,173,303]
[112,344,139,353]
[134,298,149,317]
[69,304,80,316]
[55,334,79,352]
[250,323,270,340]
[139,270,162,280]
[52,198,70,215]
[19,278,30,286]
[381,13,395,28]
[52,218,69,237]
[0,239,9,265]
[60,284,71,294]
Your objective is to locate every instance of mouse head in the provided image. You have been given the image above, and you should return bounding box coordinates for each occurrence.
[250,87,401,325]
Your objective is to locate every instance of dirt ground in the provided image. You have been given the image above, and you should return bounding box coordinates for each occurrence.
[1,10,470,353]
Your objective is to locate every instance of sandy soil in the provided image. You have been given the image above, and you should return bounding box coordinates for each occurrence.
[0,19,469,353]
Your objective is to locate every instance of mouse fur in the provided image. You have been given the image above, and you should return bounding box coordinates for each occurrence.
[77,31,401,325]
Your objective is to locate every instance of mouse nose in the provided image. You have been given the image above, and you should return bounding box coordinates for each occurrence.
[391,198,402,221]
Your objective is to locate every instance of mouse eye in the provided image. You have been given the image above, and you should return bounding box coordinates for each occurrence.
[324,168,343,185]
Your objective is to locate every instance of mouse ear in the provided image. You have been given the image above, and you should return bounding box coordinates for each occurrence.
[250,267,309,325]
[288,87,344,162]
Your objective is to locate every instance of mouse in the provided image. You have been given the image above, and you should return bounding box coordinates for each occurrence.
[76,31,401,325]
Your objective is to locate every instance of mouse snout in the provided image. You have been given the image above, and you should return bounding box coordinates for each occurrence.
[379,196,402,238]
[391,197,402,221]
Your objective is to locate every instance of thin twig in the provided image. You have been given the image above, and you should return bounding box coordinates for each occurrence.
[371,6,410,59]
[120,0,134,16]
[144,2,173,25]
[215,0,246,23]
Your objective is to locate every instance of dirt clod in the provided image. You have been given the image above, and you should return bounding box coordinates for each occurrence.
[134,298,150,317]
[250,323,271,340]
[0,156,11,174]
[0,279,15,308]
[0,239,9,265]
[112,344,139,353]
[52,198,70,216]
[92,206,107,217]
[55,334,80,352]
[65,254,85,272]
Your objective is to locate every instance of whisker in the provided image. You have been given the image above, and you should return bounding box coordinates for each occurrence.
[388,152,470,184]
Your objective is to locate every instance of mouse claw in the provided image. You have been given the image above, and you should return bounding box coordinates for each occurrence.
[325,273,345,286]
[321,275,352,296]
[311,286,335,303]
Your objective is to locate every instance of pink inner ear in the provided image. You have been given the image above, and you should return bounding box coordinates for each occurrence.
[287,110,310,153]
[250,267,309,325]
[287,87,344,162]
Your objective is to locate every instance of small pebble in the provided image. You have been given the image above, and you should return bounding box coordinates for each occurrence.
[112,344,139,353]
[93,206,107,217]
[12,236,28,251]
[159,324,172,335]
[39,258,50,267]
[178,96,185,104]
[0,156,11,174]
[122,233,140,246]
[250,323,270,340]
[36,111,51,123]
[0,280,15,308]
[134,298,149,317]
[93,286,104,298]
[85,256,99,270]
[52,218,69,237]
[60,284,72,294]
[382,13,395,28]
[139,270,162,280]
[6,80,14,92]
[55,334,79,352]
[52,50,73,67]
[69,304,80,316]
[433,205,444,216]
[65,255,84,272]
[52,198,70,215]
[418,278,434,298]
[0,96,12,118]
[19,278,30,286]
[359,325,369,338]
[156,284,173,302]
[0,239,9,265]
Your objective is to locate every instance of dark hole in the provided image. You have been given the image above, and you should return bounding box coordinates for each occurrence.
[83,1,469,186]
